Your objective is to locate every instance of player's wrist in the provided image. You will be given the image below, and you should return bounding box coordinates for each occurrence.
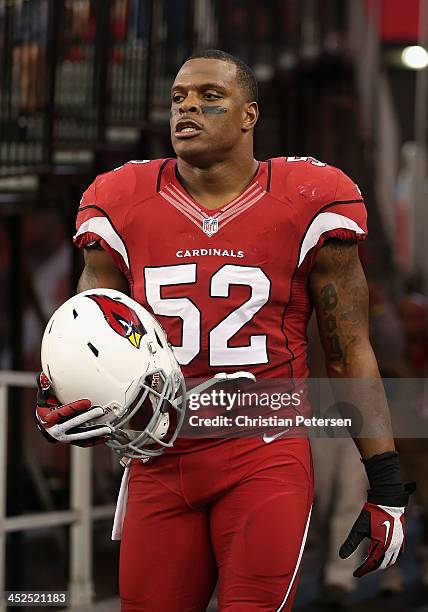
[362,451,415,506]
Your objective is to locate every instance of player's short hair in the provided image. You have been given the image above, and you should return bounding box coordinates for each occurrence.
[184,49,259,103]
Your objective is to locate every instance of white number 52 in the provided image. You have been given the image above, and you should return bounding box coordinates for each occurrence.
[144,264,270,366]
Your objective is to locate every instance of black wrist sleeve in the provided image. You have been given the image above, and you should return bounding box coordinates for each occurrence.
[362,451,415,506]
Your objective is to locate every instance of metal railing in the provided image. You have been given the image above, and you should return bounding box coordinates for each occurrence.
[0,371,116,610]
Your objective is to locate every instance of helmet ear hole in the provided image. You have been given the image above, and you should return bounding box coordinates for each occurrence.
[87,342,99,357]
[154,329,164,348]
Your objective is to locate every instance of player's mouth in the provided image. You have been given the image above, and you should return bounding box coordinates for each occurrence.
[174,120,203,139]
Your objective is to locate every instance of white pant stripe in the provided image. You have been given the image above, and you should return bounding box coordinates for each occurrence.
[276,504,313,612]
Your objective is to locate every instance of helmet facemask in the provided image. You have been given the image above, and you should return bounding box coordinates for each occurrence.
[103,367,186,460]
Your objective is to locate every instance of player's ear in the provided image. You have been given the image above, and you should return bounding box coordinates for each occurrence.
[242,101,259,132]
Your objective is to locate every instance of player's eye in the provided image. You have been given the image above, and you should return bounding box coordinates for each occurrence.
[204,92,222,100]
[172,93,184,103]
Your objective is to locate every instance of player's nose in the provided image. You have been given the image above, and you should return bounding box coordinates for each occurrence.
[179,93,201,114]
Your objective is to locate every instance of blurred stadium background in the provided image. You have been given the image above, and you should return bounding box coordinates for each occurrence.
[0,0,427,610]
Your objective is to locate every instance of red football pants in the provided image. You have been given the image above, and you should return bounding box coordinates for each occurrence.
[120,437,314,612]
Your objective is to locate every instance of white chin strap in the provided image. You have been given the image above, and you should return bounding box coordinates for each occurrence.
[175,371,256,407]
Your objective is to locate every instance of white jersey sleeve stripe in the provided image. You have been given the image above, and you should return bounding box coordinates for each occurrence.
[74,216,130,270]
[298,212,365,267]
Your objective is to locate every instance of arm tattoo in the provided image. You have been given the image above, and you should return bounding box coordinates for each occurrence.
[320,283,344,361]
[312,240,367,366]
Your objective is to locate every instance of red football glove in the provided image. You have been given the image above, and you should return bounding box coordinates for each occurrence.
[339,502,407,576]
[35,372,112,447]
[339,452,415,577]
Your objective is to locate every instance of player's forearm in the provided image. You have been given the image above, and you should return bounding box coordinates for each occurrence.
[310,240,395,459]
[325,341,395,459]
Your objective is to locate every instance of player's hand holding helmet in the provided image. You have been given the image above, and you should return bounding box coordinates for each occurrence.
[35,371,113,446]
[37,289,186,460]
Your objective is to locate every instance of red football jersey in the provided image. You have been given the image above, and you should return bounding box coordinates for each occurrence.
[75,156,366,381]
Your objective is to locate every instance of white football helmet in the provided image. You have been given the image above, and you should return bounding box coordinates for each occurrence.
[41,289,185,459]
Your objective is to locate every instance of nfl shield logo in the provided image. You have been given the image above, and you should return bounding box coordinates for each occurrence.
[202,217,219,237]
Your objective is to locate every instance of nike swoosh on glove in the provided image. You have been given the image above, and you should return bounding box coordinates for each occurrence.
[339,501,407,576]
[339,451,415,577]
[35,371,112,447]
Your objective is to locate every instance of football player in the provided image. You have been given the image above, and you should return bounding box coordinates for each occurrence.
[36,50,413,611]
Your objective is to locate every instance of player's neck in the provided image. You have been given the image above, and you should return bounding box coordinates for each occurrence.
[175,156,259,210]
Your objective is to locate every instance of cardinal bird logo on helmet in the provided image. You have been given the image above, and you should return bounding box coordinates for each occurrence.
[87,294,146,349]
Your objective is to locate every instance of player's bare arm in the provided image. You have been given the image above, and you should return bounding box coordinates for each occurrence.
[77,245,129,294]
[310,238,414,577]
[310,238,394,458]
